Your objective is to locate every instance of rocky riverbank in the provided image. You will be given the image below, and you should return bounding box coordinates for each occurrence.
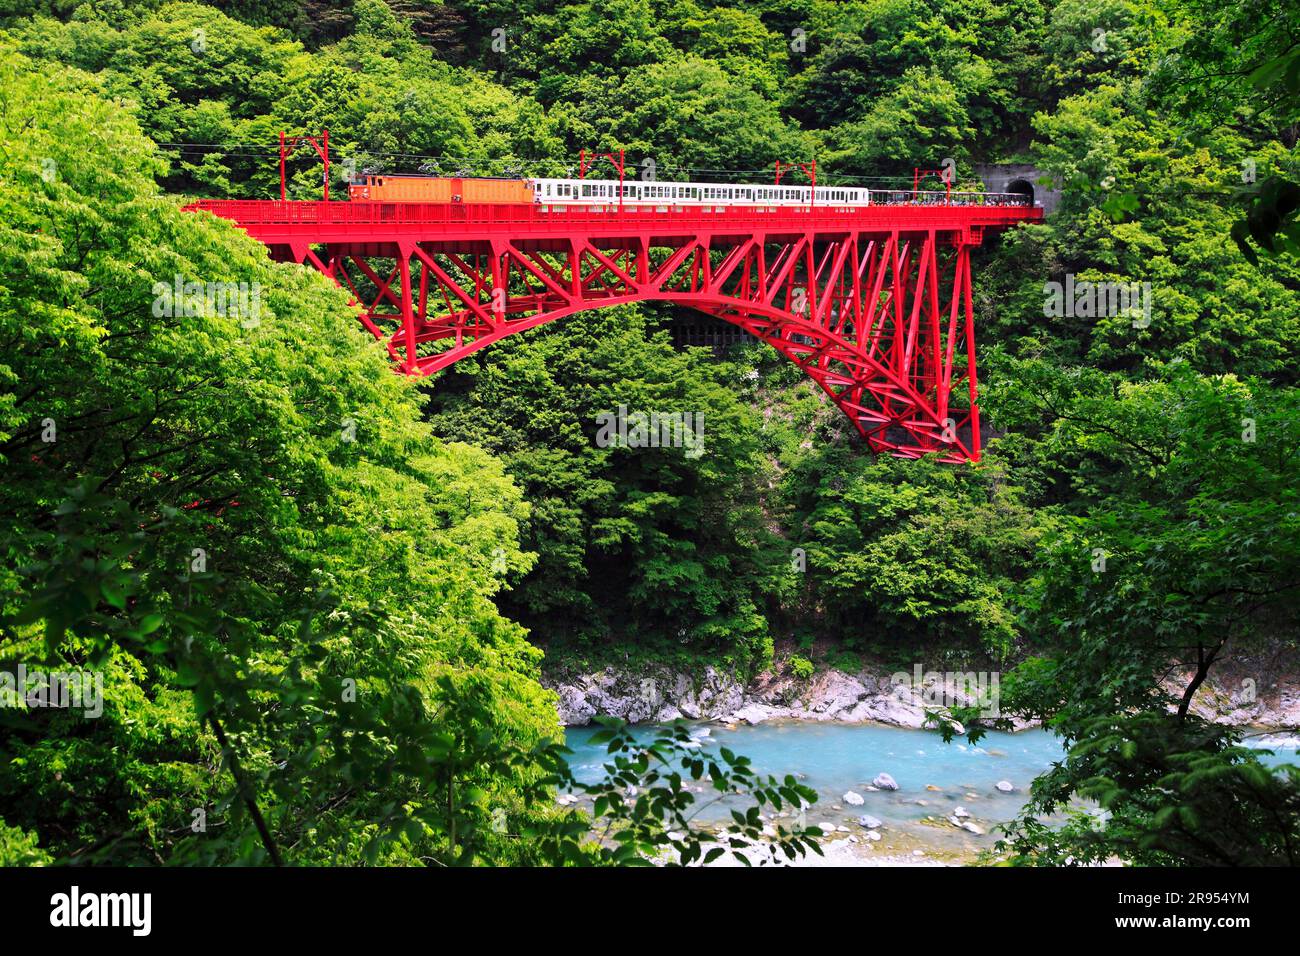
[546,664,1028,730]
[544,658,1300,732]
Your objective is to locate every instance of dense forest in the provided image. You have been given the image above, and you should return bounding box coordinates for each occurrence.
[1,0,1297,867]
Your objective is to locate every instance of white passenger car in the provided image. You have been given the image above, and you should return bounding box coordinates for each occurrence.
[528,178,873,207]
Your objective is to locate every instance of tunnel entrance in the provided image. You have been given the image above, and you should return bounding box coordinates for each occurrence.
[1006,178,1035,205]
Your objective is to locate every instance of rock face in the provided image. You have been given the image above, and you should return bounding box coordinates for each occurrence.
[544,662,994,730]
[545,666,745,726]
[543,652,1300,731]
[1163,649,1300,731]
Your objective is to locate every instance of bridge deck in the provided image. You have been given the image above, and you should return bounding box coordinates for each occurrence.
[188,200,1043,250]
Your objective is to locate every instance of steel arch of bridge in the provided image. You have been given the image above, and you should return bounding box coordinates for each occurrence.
[189,201,1041,463]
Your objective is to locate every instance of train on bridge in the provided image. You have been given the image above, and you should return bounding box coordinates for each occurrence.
[346,173,1033,209]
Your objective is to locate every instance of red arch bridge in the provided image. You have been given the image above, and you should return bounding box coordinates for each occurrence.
[187,197,1041,463]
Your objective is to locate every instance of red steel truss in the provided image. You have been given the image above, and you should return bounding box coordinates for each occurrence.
[187,199,1041,463]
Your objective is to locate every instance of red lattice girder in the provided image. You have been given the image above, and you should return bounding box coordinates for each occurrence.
[189,201,1042,463]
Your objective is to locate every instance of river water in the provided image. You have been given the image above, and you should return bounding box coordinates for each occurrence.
[564,721,1300,863]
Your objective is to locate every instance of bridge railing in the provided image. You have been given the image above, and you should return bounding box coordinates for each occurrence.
[871,190,1031,207]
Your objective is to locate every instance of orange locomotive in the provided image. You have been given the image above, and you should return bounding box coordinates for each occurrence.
[348,174,534,203]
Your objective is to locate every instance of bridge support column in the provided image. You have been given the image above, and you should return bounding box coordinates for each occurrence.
[397,242,417,374]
